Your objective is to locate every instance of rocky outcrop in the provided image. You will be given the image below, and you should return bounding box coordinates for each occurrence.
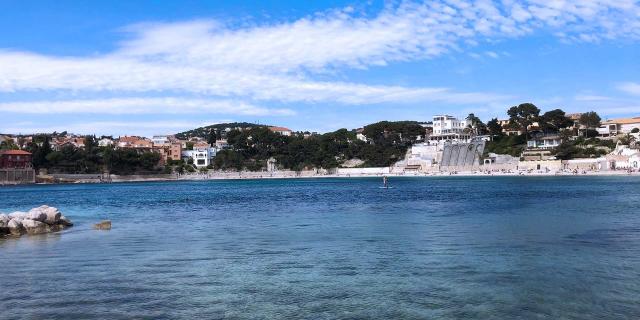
[0,206,72,238]
[93,220,111,230]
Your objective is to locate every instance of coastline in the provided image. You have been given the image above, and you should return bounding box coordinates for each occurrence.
[24,169,640,185]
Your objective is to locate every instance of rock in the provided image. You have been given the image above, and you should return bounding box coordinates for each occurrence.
[8,211,28,220]
[7,219,24,235]
[93,220,111,230]
[37,206,61,224]
[0,214,9,228]
[59,215,74,227]
[22,219,50,235]
[27,208,47,222]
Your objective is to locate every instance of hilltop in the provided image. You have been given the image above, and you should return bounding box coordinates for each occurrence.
[175,122,268,140]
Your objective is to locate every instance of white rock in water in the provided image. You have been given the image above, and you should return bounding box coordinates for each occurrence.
[31,205,61,224]
[9,211,28,220]
[7,219,24,235]
[59,215,73,227]
[22,219,49,235]
[0,214,9,228]
[27,208,47,222]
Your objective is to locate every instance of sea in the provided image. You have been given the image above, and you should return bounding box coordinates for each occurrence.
[1,176,640,319]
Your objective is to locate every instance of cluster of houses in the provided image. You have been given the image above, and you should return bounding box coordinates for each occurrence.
[402,113,640,173]
[0,126,295,170]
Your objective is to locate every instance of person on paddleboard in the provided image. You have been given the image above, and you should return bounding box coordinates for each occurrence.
[383,176,388,188]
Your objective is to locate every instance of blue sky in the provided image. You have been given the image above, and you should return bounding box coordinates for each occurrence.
[1,0,639,136]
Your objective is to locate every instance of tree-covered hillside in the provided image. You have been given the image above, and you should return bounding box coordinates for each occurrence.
[175,122,267,140]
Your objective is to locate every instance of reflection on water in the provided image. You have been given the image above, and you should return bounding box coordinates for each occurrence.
[1,177,640,319]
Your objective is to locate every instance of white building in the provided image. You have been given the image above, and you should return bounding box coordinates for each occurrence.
[182,147,217,168]
[152,135,170,146]
[429,115,470,141]
[98,138,113,147]
[598,117,640,136]
[527,135,562,149]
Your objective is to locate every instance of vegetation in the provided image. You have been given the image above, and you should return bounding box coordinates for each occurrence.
[484,134,527,157]
[211,121,424,171]
[25,135,163,175]
[507,103,540,138]
[175,122,265,140]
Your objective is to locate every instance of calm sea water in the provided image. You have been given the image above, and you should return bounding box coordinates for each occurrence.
[1,177,640,319]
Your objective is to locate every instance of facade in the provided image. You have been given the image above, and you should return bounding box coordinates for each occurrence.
[98,138,113,147]
[268,126,292,136]
[0,150,33,168]
[182,147,217,168]
[527,135,562,149]
[597,117,640,136]
[429,115,470,141]
[152,135,170,146]
[155,142,183,164]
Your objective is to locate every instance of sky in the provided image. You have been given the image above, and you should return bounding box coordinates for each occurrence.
[0,0,639,137]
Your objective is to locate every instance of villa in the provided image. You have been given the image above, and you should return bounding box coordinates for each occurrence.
[182,147,217,168]
[527,135,562,149]
[429,115,470,142]
[269,126,293,136]
[598,117,640,136]
[0,150,33,169]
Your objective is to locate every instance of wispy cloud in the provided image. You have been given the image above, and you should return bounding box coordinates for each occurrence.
[1,1,638,109]
[617,82,640,96]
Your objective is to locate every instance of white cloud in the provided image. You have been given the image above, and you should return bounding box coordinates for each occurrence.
[0,97,294,115]
[0,0,638,116]
[617,82,640,96]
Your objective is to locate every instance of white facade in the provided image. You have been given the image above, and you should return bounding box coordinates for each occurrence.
[432,115,467,136]
[98,138,113,147]
[430,115,470,142]
[598,117,640,136]
[152,135,170,146]
[182,147,217,168]
[356,133,367,142]
[527,136,562,149]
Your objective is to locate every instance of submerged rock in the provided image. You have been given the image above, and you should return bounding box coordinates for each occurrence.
[1,206,72,238]
[93,220,111,230]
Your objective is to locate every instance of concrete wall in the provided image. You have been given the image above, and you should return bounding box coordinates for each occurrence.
[0,168,36,185]
[517,160,563,171]
[440,141,485,171]
[336,167,390,175]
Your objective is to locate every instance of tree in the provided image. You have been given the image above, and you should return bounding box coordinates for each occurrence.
[539,109,572,134]
[579,111,601,136]
[466,113,486,135]
[507,103,540,138]
[487,118,503,137]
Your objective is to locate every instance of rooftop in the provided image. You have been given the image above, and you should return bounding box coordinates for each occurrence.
[0,150,32,155]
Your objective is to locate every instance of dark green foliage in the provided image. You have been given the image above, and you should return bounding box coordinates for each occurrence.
[487,118,503,137]
[539,109,572,133]
[211,121,422,171]
[579,111,601,130]
[631,128,639,133]
[175,122,265,140]
[507,103,540,138]
[484,134,527,157]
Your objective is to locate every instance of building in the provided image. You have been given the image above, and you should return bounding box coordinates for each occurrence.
[0,150,33,168]
[268,126,292,136]
[155,142,183,164]
[152,135,170,146]
[355,128,367,142]
[598,117,640,136]
[429,115,470,141]
[98,138,113,147]
[527,135,562,149]
[182,147,217,168]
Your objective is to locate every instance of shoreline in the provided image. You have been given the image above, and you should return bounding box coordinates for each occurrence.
[18,169,640,185]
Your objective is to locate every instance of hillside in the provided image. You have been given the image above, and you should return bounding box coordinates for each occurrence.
[175,122,267,140]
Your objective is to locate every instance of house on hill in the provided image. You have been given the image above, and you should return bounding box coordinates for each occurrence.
[268,126,292,136]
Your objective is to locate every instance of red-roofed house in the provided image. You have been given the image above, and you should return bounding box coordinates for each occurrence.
[0,150,32,168]
[268,126,292,136]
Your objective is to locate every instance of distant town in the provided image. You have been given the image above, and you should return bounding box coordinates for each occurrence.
[1,104,640,184]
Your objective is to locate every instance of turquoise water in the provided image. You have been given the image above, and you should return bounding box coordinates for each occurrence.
[1,177,640,319]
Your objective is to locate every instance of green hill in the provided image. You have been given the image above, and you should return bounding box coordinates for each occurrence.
[175,122,268,140]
